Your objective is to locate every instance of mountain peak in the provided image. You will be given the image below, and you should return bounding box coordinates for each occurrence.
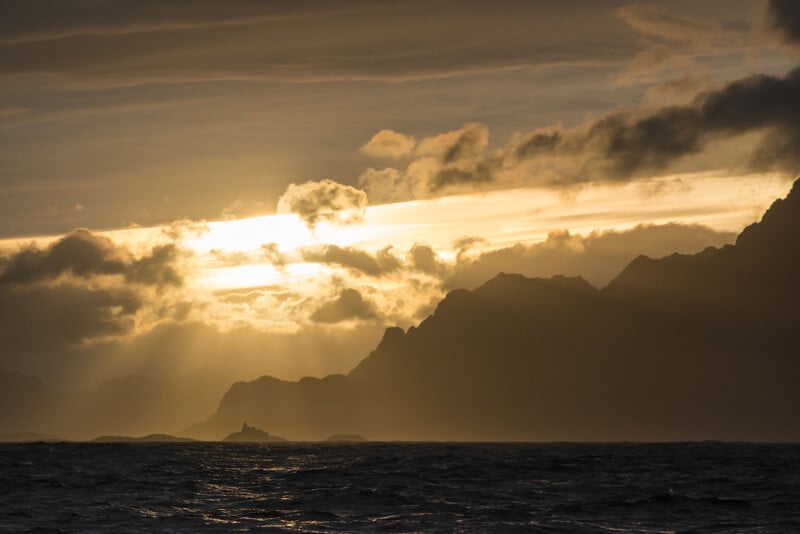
[735,177,800,253]
[477,272,595,292]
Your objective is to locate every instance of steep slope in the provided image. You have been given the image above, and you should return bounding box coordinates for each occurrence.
[605,179,800,324]
[190,179,800,442]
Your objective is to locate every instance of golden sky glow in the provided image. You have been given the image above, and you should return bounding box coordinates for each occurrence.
[1,0,799,403]
[4,171,787,288]
[0,171,790,360]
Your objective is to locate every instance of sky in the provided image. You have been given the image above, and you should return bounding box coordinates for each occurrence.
[1,0,799,395]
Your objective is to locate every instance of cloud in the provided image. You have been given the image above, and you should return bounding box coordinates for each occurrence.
[767,0,800,48]
[0,228,189,354]
[361,67,800,199]
[447,223,736,290]
[359,123,496,201]
[642,74,711,105]
[509,66,800,182]
[418,123,495,192]
[0,229,182,287]
[360,130,416,159]
[161,218,210,241]
[299,3,800,206]
[310,288,377,323]
[408,244,447,276]
[300,245,401,277]
[615,4,743,84]
[618,4,720,43]
[358,168,406,203]
[453,236,489,262]
[416,122,488,162]
[261,243,288,269]
[276,179,367,228]
[0,1,318,44]
[0,282,142,351]
[0,1,636,85]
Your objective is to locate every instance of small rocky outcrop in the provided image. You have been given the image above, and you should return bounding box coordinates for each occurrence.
[222,422,287,443]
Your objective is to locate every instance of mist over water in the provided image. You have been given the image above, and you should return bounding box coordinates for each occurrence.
[2,442,799,532]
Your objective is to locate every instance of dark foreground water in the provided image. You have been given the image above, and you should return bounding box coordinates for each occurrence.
[2,442,800,532]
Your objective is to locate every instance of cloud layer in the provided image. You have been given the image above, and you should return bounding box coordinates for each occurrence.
[0,229,186,352]
[311,288,377,323]
[0,0,639,84]
[276,179,367,228]
[0,229,181,287]
[768,0,800,47]
[360,65,800,202]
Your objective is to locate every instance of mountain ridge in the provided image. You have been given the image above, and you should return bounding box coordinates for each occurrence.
[183,178,799,441]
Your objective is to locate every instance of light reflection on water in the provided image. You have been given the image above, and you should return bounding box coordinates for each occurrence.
[1,441,800,532]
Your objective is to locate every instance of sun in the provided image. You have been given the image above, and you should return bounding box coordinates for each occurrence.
[186,213,314,255]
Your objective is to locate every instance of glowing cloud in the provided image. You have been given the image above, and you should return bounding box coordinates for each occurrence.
[360,130,416,159]
[277,179,368,229]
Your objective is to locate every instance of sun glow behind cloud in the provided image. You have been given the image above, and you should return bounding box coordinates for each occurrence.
[171,171,789,291]
[0,172,790,296]
[188,214,314,254]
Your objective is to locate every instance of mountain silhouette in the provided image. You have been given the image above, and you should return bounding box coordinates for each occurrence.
[606,178,800,323]
[91,434,197,443]
[222,422,286,443]
[188,179,800,441]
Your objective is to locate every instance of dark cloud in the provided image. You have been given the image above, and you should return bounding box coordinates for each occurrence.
[512,130,563,160]
[359,0,800,201]
[277,180,367,228]
[0,282,141,351]
[430,161,496,192]
[363,62,800,197]
[767,0,800,47]
[300,245,400,277]
[416,123,495,191]
[310,288,377,323]
[513,66,800,180]
[440,123,488,165]
[0,229,182,287]
[0,229,185,354]
[360,64,800,199]
[517,0,800,178]
[0,229,128,285]
[127,244,183,287]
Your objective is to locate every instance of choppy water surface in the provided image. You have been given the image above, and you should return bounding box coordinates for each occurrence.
[1,442,799,532]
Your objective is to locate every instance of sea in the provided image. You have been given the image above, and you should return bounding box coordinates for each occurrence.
[1,442,799,532]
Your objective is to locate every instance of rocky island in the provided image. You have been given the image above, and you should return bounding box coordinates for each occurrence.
[91,434,197,443]
[222,422,287,443]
